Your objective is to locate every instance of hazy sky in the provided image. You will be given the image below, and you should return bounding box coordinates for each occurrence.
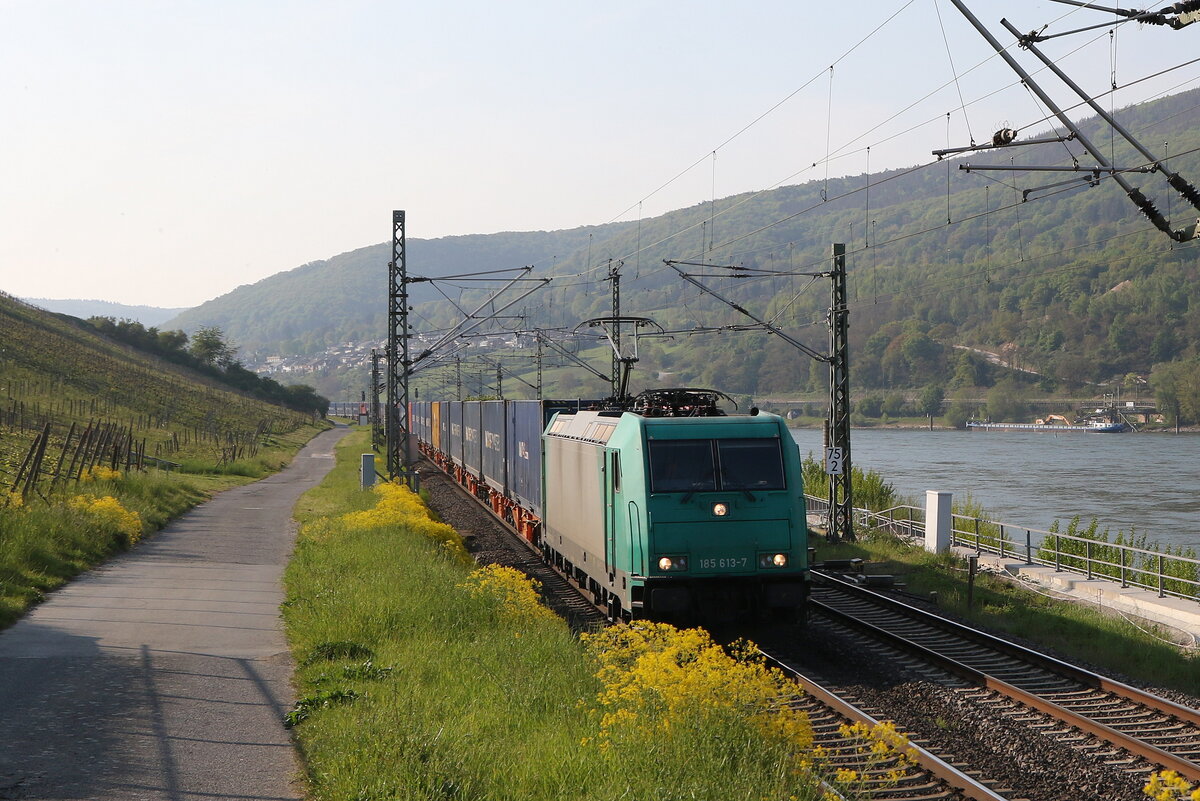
[2,1,1197,308]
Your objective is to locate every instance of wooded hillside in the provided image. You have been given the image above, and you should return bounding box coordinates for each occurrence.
[167,87,1200,407]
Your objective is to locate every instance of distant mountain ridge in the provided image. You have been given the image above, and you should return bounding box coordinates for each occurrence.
[23,298,190,327]
[163,225,631,358]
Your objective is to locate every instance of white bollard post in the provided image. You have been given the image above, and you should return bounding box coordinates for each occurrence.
[925,490,952,553]
[361,453,376,489]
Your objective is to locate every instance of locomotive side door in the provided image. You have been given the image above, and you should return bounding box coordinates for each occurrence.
[604,449,620,570]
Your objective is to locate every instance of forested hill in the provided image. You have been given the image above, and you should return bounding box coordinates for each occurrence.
[169,86,1200,398]
[164,225,631,357]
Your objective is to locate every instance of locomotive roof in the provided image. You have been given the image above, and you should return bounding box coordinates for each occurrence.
[545,409,784,446]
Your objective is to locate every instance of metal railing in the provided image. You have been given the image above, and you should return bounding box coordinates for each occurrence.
[804,494,1200,604]
[860,504,924,541]
[951,515,1200,603]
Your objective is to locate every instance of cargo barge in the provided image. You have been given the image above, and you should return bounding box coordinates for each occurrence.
[967,417,1129,433]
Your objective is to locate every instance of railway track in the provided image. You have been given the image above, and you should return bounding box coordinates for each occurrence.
[416,463,607,630]
[808,570,1200,785]
[757,650,1019,801]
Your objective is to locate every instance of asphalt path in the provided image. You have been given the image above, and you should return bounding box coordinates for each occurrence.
[0,424,350,800]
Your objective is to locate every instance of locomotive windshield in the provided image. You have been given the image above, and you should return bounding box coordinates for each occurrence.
[717,439,786,490]
[648,440,717,492]
[648,438,785,493]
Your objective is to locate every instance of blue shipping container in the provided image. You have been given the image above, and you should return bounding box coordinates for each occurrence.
[463,401,482,477]
[507,400,544,516]
[481,401,507,493]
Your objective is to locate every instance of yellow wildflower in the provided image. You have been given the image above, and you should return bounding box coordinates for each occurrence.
[459,565,559,625]
[335,481,469,562]
[1144,771,1197,801]
[81,465,122,482]
[68,494,142,546]
[581,622,814,753]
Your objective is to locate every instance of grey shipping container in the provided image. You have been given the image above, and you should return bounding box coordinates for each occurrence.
[447,401,464,468]
[412,401,427,443]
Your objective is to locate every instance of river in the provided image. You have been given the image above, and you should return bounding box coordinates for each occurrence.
[789,428,1200,553]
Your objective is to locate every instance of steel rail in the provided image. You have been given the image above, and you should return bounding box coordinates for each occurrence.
[758,650,1013,801]
[815,571,1200,728]
[812,572,1200,782]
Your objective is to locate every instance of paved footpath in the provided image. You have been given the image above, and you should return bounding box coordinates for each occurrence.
[0,425,349,801]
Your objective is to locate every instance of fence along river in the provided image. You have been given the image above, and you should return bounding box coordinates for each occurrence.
[790,428,1200,554]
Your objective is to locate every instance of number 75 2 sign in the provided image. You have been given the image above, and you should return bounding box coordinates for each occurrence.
[824,447,844,475]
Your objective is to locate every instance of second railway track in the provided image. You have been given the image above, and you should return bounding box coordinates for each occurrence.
[798,571,1200,790]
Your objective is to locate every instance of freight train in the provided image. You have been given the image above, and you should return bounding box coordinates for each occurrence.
[410,389,810,622]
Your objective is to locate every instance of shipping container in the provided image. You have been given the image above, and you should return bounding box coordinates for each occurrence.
[411,401,425,444]
[432,402,443,453]
[462,401,483,478]
[507,400,544,515]
[481,401,507,493]
[447,401,463,467]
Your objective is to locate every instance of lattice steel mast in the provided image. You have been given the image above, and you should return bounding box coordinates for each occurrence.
[827,244,854,542]
[370,348,384,452]
[386,210,415,487]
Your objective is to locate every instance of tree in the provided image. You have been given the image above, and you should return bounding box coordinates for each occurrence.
[949,350,990,389]
[283,384,330,415]
[856,394,884,418]
[986,379,1028,422]
[917,383,945,420]
[882,393,907,417]
[1151,358,1200,425]
[944,401,972,429]
[190,326,238,369]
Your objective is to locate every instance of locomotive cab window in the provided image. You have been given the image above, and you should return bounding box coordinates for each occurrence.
[649,438,786,493]
[648,440,717,492]
[718,439,785,490]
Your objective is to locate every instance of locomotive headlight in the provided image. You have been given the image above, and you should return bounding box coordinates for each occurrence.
[657,556,688,572]
[758,553,789,568]
[711,502,729,517]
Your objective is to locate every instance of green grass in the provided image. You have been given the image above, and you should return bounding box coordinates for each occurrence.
[283,430,834,801]
[814,531,1199,694]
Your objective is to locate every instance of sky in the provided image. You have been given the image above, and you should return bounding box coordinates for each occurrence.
[2,1,1198,308]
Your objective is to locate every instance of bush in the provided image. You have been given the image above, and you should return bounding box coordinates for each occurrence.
[801,453,897,511]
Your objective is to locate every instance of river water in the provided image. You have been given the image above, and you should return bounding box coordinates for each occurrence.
[789,428,1200,553]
